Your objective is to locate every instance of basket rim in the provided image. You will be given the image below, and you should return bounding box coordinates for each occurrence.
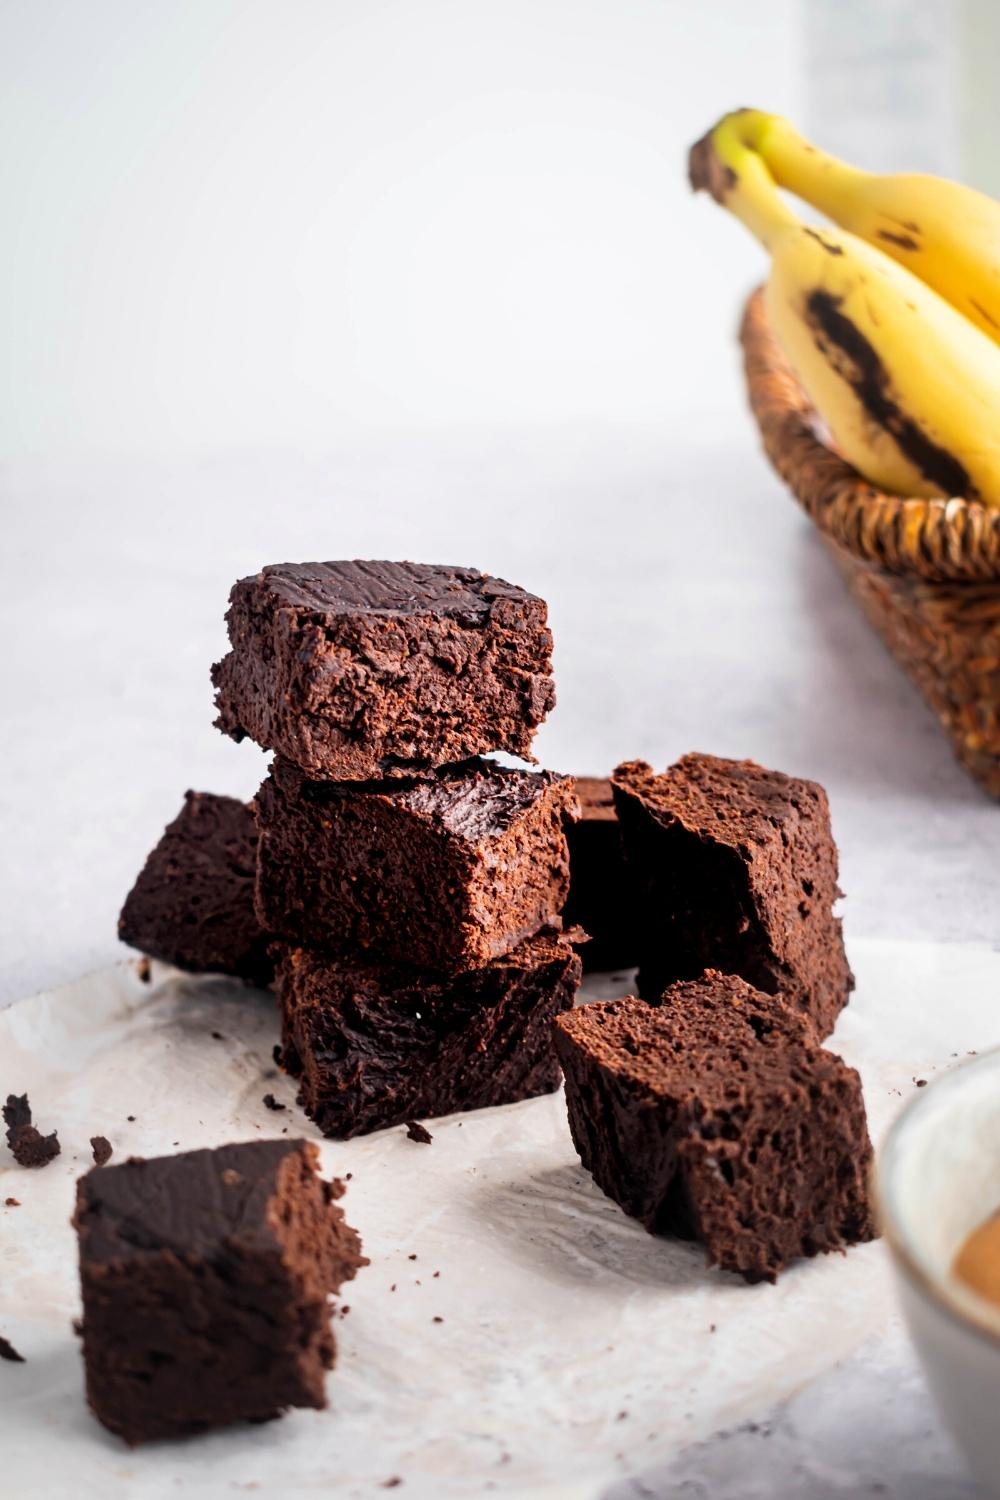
[740,287,1000,583]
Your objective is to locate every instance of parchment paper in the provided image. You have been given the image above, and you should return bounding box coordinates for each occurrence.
[2,937,999,1500]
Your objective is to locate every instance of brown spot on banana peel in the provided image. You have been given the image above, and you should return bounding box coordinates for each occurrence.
[970,298,1000,331]
[687,131,737,202]
[803,228,844,255]
[876,228,921,251]
[804,289,973,499]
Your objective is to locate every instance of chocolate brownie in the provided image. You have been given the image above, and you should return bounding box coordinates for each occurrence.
[553,973,876,1283]
[118,791,272,986]
[563,777,636,972]
[275,932,582,1138]
[612,754,852,1037]
[74,1139,366,1445]
[212,561,556,780]
[255,757,576,973]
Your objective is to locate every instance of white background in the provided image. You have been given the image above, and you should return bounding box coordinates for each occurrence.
[1,0,805,455]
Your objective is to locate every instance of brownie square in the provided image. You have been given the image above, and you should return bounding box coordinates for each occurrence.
[74,1139,366,1445]
[118,791,272,986]
[255,757,576,973]
[563,776,636,973]
[275,932,582,1138]
[612,754,852,1037]
[212,560,556,780]
[553,973,876,1283]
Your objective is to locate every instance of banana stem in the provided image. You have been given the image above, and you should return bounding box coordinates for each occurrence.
[702,112,801,251]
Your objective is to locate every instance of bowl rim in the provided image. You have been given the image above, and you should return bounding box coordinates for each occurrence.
[876,1045,1000,1350]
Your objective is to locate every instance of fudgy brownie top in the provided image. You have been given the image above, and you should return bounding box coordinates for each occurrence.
[248,560,542,622]
[555,973,818,1102]
[270,756,575,845]
[613,754,821,848]
[572,776,617,822]
[77,1140,341,1265]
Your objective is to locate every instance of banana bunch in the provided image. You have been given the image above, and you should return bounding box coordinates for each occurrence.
[689,110,1000,507]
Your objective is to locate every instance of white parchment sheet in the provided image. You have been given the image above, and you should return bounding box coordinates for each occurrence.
[2,938,999,1500]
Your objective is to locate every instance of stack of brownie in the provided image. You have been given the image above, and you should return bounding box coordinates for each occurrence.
[208,560,583,1137]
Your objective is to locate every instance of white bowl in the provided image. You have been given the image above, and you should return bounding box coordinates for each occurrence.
[877,1047,1000,1495]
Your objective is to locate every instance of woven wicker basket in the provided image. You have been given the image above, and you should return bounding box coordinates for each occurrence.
[740,287,1000,799]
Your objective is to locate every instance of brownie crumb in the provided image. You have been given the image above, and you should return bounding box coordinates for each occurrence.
[262,1093,286,1112]
[0,1334,25,1363]
[211,1031,225,1041]
[915,1079,928,1088]
[3,1094,60,1169]
[382,1480,402,1490]
[126,1115,136,1123]
[432,1315,444,1324]
[90,1136,113,1167]
[345,1172,353,1180]
[407,1253,417,1261]
[405,1120,433,1144]
[433,1270,440,1278]
[4,1197,19,1207]
[136,956,152,984]
[3,1095,31,1139]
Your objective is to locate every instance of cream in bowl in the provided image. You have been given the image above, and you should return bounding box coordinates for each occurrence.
[877,1048,1000,1495]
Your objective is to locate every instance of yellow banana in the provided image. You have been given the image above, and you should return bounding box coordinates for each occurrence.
[723,108,1000,345]
[689,114,1000,505]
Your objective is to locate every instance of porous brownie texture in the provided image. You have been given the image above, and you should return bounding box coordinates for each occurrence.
[118,791,272,986]
[212,560,556,780]
[74,1139,366,1444]
[255,757,577,973]
[275,932,582,1138]
[612,754,852,1037]
[553,973,876,1283]
[563,776,636,973]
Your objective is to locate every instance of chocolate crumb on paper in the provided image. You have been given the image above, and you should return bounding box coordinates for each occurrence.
[3,1094,61,1169]
[405,1120,433,1144]
[90,1136,113,1167]
[0,1334,25,1363]
[262,1094,286,1112]
[4,1198,19,1208]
